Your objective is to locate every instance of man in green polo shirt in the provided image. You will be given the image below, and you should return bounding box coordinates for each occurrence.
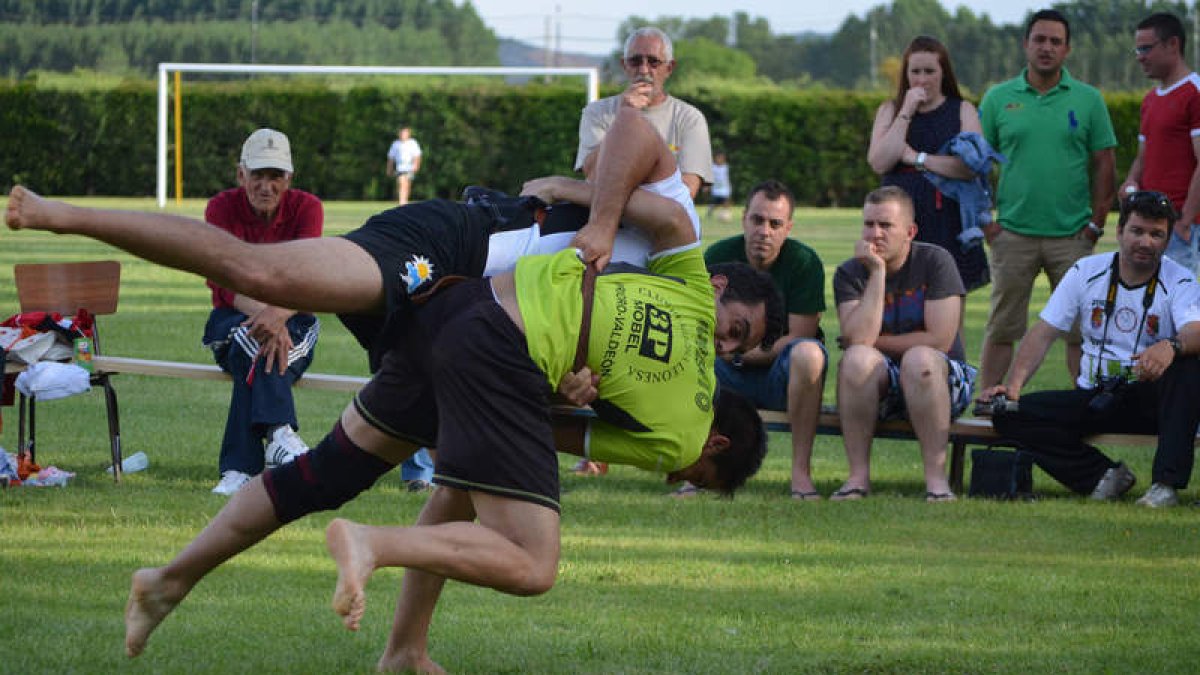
[978,8,1117,394]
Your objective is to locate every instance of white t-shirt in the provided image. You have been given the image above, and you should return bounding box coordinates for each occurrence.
[483,169,700,275]
[574,95,713,185]
[1040,251,1200,388]
[387,138,422,173]
[711,163,731,198]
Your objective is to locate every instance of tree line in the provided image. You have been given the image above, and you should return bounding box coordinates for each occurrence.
[621,0,1197,93]
[0,0,497,76]
[0,0,476,27]
[2,0,1195,91]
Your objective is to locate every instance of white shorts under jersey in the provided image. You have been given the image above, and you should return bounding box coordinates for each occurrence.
[483,169,701,275]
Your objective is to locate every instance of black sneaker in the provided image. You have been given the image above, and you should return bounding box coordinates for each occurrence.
[461,186,546,232]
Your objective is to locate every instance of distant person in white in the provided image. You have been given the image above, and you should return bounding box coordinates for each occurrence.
[708,151,733,222]
[386,127,422,206]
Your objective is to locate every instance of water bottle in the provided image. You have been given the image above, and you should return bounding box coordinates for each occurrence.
[106,451,149,474]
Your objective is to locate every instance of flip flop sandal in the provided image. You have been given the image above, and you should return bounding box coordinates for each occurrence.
[830,486,869,500]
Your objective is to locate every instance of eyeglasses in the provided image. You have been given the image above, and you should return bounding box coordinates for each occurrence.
[625,54,665,68]
[1133,41,1161,56]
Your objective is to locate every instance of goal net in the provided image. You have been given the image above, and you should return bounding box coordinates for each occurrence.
[156,62,600,207]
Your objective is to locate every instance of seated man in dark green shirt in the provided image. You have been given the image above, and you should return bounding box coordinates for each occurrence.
[686,179,828,500]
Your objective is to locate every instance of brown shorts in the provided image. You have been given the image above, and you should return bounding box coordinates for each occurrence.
[986,227,1092,344]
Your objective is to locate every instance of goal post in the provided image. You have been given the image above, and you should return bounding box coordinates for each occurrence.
[156,62,601,207]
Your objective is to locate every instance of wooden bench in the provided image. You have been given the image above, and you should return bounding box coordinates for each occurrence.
[757,409,1177,494]
[3,356,367,479]
[12,356,1177,495]
[92,355,369,393]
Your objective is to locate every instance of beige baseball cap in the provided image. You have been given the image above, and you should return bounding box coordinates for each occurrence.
[240,128,293,172]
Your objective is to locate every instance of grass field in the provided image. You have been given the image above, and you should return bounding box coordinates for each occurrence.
[1,197,1198,674]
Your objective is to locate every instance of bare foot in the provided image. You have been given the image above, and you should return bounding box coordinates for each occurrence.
[326,518,376,631]
[124,567,184,657]
[5,185,74,233]
[7,186,39,231]
[377,650,447,674]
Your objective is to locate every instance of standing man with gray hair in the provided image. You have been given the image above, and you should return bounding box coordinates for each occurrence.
[204,128,322,496]
[575,26,713,199]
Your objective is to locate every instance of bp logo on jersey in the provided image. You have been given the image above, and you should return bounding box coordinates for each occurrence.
[632,302,672,363]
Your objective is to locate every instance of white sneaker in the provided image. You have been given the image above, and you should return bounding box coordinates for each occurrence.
[1136,482,1180,508]
[212,470,252,495]
[265,426,309,468]
[1089,463,1136,501]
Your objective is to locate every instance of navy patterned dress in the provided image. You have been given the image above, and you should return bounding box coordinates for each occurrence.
[882,97,989,291]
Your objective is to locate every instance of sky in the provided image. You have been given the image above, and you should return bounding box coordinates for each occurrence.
[469,0,1048,56]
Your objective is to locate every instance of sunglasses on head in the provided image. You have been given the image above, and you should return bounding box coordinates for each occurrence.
[625,54,665,68]
[1124,190,1171,210]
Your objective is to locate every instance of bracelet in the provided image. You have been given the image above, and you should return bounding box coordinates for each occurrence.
[897,113,912,121]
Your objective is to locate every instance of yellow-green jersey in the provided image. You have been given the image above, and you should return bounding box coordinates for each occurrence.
[515,246,716,473]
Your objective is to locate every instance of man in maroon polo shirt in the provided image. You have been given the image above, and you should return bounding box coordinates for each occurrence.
[203,128,323,496]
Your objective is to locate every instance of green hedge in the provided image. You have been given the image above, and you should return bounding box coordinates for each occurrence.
[0,82,1145,204]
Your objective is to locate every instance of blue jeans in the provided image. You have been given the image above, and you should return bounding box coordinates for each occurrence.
[401,448,434,482]
[1164,224,1200,277]
[713,338,827,411]
[206,308,317,475]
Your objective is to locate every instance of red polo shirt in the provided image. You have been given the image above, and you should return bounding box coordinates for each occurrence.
[203,187,323,309]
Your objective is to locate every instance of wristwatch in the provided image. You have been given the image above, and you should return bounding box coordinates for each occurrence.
[914,152,928,172]
[1168,336,1184,357]
[1086,221,1104,238]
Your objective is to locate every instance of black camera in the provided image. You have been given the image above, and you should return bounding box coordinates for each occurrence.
[1087,376,1127,415]
[973,393,1019,417]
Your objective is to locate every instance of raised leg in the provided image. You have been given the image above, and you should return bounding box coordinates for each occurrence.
[6,186,383,314]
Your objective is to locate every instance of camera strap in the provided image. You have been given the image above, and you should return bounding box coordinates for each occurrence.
[1094,252,1159,384]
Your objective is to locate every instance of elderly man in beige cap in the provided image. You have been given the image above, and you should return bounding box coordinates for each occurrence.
[203,128,324,496]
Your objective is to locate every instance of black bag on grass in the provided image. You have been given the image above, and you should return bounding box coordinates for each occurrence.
[969,446,1034,499]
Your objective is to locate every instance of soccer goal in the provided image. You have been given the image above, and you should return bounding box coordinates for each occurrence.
[156,62,600,207]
